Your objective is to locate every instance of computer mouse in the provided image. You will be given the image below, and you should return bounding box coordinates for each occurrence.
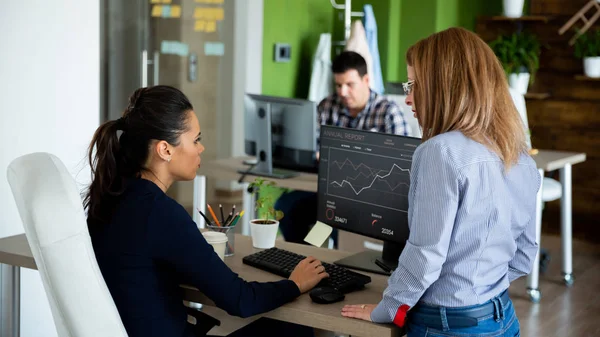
[309,286,345,304]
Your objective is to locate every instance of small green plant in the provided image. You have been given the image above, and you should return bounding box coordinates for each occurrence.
[489,32,543,84]
[574,28,600,58]
[248,177,285,223]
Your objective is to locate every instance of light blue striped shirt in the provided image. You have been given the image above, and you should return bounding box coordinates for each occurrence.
[371,131,541,323]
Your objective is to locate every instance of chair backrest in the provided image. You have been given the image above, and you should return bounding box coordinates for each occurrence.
[508,87,532,149]
[6,153,127,337]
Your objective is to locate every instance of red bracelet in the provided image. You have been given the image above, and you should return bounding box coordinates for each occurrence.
[393,304,411,327]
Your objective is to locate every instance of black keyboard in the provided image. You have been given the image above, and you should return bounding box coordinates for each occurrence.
[243,247,371,293]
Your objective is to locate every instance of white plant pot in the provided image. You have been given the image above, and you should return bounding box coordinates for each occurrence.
[508,73,530,95]
[583,57,600,78]
[503,0,525,18]
[250,219,279,249]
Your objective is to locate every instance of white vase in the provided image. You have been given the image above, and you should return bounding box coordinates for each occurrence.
[508,73,530,95]
[250,219,279,249]
[503,0,525,18]
[583,57,600,78]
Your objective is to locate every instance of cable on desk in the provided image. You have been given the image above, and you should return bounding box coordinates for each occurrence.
[237,162,257,185]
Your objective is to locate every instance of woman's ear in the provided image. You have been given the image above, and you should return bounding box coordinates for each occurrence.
[155,140,172,162]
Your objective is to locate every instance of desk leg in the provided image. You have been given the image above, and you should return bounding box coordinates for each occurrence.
[194,175,207,229]
[242,182,254,236]
[527,169,544,303]
[1,264,20,337]
[560,164,574,286]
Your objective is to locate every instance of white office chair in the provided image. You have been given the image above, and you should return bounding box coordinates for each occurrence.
[509,88,566,302]
[7,153,128,337]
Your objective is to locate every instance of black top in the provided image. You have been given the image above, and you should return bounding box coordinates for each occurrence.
[90,179,300,337]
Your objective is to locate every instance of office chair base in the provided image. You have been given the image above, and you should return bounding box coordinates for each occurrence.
[562,273,575,287]
[526,288,541,303]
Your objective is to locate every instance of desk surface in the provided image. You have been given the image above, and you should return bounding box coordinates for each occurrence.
[0,234,399,337]
[532,150,586,172]
[200,157,318,192]
[201,149,586,193]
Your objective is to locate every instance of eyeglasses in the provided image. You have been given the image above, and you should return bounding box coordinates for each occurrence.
[402,80,415,95]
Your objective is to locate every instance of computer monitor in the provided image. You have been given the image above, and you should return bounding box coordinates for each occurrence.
[242,93,318,179]
[316,125,422,275]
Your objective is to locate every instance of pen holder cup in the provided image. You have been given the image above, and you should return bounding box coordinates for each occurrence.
[206,223,235,257]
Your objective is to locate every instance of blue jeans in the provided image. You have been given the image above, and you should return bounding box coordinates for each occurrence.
[406,291,520,337]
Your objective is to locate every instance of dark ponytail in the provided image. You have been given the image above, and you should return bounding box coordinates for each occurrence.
[84,85,193,227]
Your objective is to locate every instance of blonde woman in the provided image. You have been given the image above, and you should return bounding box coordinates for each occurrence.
[341,27,540,336]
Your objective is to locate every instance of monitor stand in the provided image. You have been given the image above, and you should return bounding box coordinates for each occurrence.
[334,241,404,276]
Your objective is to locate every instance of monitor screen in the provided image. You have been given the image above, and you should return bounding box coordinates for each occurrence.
[317,125,421,245]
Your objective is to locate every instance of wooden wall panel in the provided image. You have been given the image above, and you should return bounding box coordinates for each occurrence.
[530,0,592,15]
[476,2,600,242]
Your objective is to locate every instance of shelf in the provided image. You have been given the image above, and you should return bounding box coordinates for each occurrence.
[524,92,551,100]
[575,75,600,81]
[483,15,551,23]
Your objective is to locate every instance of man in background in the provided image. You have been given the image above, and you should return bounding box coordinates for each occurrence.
[276,51,411,246]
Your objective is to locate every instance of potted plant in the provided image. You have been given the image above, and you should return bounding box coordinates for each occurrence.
[247,177,285,248]
[574,28,600,78]
[489,32,542,94]
[503,0,525,18]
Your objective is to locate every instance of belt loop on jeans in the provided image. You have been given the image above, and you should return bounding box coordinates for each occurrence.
[498,296,506,320]
[492,298,501,322]
[439,307,449,331]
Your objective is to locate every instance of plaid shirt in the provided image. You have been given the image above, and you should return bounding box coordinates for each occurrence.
[317,90,410,136]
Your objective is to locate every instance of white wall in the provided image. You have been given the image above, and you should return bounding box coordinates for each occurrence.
[0,0,100,336]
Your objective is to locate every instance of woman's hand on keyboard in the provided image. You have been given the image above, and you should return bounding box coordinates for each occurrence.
[289,256,329,293]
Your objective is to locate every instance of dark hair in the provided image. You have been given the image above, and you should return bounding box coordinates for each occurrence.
[331,51,367,77]
[84,85,193,226]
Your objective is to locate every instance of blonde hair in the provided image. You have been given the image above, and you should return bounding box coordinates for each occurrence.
[406,27,527,169]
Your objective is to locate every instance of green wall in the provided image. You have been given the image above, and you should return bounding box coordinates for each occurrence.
[262,0,333,98]
[262,0,503,98]
[397,0,437,81]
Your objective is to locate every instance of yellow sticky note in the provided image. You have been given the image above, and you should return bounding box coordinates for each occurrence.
[210,0,224,3]
[214,8,224,21]
[193,7,205,19]
[205,20,216,32]
[170,5,181,18]
[304,221,333,248]
[150,0,161,4]
[162,0,172,3]
[194,20,206,32]
[151,5,163,17]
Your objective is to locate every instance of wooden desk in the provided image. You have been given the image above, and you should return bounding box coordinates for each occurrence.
[0,234,401,337]
[197,150,587,303]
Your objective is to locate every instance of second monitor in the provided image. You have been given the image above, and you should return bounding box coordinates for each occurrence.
[317,125,422,275]
[243,94,318,178]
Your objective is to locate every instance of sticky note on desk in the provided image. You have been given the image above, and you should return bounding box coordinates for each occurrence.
[304,221,333,248]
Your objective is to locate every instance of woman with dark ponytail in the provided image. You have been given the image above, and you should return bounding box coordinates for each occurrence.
[86,86,326,337]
